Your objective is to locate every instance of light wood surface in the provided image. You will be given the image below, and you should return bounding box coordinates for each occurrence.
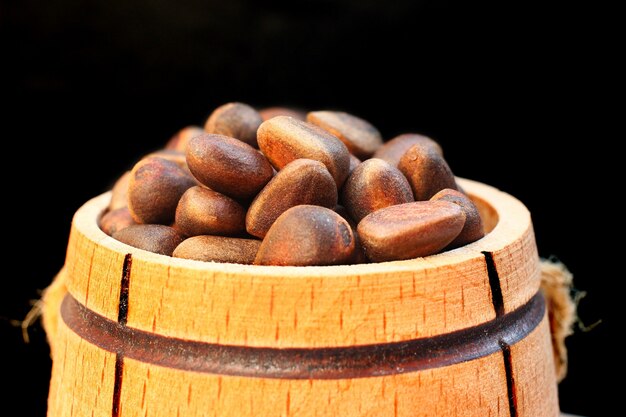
[63,178,540,348]
[47,319,117,416]
[48,305,558,417]
[47,177,559,416]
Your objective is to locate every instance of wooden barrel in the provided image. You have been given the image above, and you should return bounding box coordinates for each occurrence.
[46,178,559,417]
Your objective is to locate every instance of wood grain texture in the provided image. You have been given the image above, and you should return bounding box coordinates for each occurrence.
[63,178,540,348]
[48,177,559,416]
[47,319,117,417]
[117,349,510,417]
[59,292,545,378]
[49,312,557,417]
[510,315,560,417]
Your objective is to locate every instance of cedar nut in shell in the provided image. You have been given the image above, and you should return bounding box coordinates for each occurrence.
[341,158,413,223]
[100,207,136,236]
[175,186,246,237]
[186,133,274,201]
[113,225,184,256]
[398,143,458,201]
[173,235,261,264]
[254,205,355,266]
[306,111,383,159]
[430,188,485,248]
[246,159,337,238]
[257,116,351,188]
[128,157,196,225]
[357,200,466,262]
[373,133,443,167]
[204,102,263,148]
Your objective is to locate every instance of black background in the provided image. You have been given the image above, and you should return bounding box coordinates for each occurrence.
[1,1,614,416]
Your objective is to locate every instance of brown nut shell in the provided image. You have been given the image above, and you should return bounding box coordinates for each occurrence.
[341,158,414,223]
[257,116,350,188]
[398,143,458,201]
[112,225,184,256]
[254,205,355,266]
[259,107,306,121]
[373,133,443,167]
[128,158,196,224]
[173,235,261,264]
[186,133,274,200]
[246,159,337,238]
[143,149,192,174]
[334,205,368,265]
[109,171,131,211]
[100,207,136,236]
[307,111,383,159]
[430,188,485,247]
[348,153,361,174]
[175,186,246,237]
[204,102,263,147]
[165,126,205,152]
[357,200,466,262]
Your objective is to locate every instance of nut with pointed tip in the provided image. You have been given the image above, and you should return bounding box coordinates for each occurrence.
[341,158,414,223]
[373,133,443,167]
[430,188,485,247]
[254,205,355,266]
[175,186,246,237]
[128,158,196,224]
[173,235,261,264]
[246,159,337,238]
[257,116,350,188]
[113,225,184,256]
[204,102,263,147]
[186,133,274,201]
[398,143,458,201]
[357,201,466,262]
[307,111,383,159]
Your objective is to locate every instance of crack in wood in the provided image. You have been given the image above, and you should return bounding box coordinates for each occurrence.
[482,251,505,317]
[499,340,518,417]
[112,253,132,417]
[483,251,518,417]
[112,353,124,417]
[117,254,132,325]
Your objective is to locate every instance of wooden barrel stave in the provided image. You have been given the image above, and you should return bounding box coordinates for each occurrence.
[47,178,559,416]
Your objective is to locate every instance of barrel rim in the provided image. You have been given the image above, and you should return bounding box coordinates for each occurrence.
[74,177,525,277]
[63,177,540,347]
